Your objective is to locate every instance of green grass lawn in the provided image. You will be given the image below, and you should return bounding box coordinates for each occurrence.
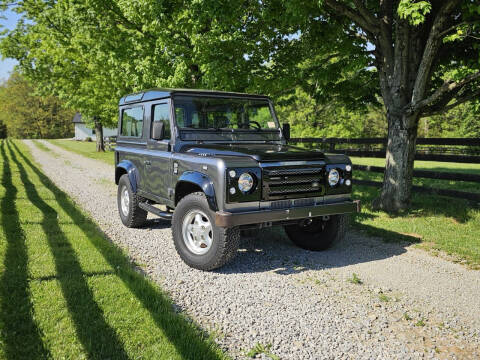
[350,156,480,268]
[49,139,115,165]
[0,139,228,359]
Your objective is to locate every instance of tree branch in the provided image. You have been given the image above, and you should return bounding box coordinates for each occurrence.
[377,0,394,70]
[352,0,379,31]
[438,20,480,38]
[324,0,379,36]
[422,87,480,116]
[411,71,480,112]
[411,0,462,105]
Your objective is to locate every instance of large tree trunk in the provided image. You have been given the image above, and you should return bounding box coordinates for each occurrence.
[94,117,104,152]
[373,110,419,212]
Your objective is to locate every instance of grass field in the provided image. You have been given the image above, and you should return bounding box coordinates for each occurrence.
[50,139,115,164]
[0,139,228,359]
[350,156,480,268]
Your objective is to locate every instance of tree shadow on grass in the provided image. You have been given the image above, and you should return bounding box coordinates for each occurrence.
[354,185,477,223]
[0,141,50,359]
[8,141,131,360]
[13,143,225,360]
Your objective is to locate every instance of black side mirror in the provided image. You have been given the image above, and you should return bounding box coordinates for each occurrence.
[282,123,291,141]
[152,121,164,141]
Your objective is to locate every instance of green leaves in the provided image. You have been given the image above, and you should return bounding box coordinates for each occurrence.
[398,0,432,26]
[0,72,75,139]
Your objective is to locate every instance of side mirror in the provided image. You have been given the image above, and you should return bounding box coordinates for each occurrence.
[152,121,164,141]
[282,123,291,141]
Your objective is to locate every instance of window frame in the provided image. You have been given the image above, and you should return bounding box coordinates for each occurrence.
[151,102,172,140]
[119,105,145,139]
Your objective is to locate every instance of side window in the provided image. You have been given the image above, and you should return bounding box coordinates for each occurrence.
[121,107,144,137]
[152,103,171,140]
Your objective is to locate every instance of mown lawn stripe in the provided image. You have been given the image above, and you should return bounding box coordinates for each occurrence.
[0,141,50,359]
[7,140,131,359]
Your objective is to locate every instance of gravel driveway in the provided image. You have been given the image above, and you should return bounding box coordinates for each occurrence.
[26,140,480,359]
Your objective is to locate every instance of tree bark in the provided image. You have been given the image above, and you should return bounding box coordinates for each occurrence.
[322,0,468,213]
[372,110,419,212]
[94,117,104,152]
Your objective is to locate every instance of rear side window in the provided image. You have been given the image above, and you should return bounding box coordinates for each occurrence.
[152,103,171,139]
[121,107,144,137]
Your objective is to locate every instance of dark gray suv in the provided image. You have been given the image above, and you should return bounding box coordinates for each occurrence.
[115,89,360,270]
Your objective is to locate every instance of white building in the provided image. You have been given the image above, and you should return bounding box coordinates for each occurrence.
[73,113,117,140]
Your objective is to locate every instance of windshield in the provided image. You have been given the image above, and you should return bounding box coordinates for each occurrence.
[173,96,281,142]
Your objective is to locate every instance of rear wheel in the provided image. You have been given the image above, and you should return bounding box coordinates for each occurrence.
[172,192,240,270]
[284,215,347,251]
[117,174,147,228]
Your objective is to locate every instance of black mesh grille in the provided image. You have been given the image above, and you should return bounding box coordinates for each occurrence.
[270,198,315,209]
[262,166,325,200]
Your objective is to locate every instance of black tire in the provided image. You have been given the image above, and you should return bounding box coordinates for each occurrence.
[172,192,240,270]
[117,174,147,228]
[284,215,347,251]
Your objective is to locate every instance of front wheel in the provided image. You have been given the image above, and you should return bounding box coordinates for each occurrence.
[172,192,240,270]
[284,215,347,251]
[117,174,147,228]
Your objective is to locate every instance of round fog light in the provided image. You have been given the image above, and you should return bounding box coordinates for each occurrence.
[229,170,236,178]
[229,187,236,195]
[345,165,352,172]
[328,169,340,187]
[238,172,254,193]
[345,179,351,186]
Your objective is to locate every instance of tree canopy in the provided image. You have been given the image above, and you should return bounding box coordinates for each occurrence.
[0,72,74,138]
[1,0,479,212]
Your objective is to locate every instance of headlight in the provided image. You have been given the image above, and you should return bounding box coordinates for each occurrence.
[328,169,340,187]
[238,172,254,192]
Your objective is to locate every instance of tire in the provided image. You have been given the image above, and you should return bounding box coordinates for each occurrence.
[117,174,147,228]
[172,192,240,270]
[284,214,347,251]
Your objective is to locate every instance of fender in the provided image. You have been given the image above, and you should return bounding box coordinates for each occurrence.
[177,171,218,211]
[116,160,139,193]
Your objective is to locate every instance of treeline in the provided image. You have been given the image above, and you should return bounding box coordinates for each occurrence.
[0,73,74,139]
[1,70,478,141]
[276,88,480,139]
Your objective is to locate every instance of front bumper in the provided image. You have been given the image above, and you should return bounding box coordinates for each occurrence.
[215,200,361,227]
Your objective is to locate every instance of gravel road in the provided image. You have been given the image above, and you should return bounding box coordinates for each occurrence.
[25,140,480,359]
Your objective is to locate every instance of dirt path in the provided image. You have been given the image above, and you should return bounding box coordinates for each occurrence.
[25,139,480,359]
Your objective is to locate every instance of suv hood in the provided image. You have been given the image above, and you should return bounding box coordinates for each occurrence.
[180,143,325,162]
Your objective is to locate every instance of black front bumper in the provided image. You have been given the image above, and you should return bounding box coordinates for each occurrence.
[215,200,360,227]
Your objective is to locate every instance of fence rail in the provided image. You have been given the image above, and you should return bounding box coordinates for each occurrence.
[354,165,480,183]
[290,137,480,146]
[355,180,480,202]
[289,137,480,202]
[290,137,480,163]
[328,150,480,164]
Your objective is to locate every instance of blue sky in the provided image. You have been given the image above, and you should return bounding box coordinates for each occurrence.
[0,9,21,81]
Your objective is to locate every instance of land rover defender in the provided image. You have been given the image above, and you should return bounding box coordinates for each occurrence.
[115,89,360,270]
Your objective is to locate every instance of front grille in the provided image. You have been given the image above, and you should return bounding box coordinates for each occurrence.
[270,198,315,209]
[262,166,325,200]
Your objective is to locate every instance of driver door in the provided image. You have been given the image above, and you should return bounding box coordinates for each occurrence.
[145,101,173,201]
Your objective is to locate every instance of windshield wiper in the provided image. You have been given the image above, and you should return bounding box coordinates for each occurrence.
[205,127,235,132]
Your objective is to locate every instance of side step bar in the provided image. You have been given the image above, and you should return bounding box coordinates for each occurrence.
[138,202,173,220]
